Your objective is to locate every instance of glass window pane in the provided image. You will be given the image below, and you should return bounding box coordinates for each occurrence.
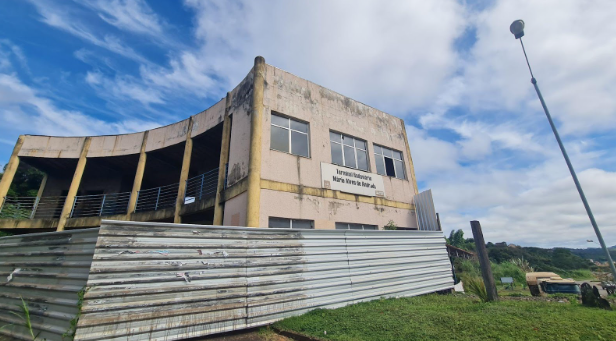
[394,160,405,179]
[393,150,403,160]
[271,114,289,127]
[290,120,308,133]
[342,135,354,146]
[349,223,363,230]
[373,145,382,155]
[291,131,309,157]
[330,132,341,143]
[363,225,378,230]
[375,154,385,175]
[343,145,357,168]
[335,223,349,230]
[331,143,343,165]
[292,219,313,229]
[382,147,393,158]
[271,126,289,152]
[384,157,396,177]
[356,140,367,150]
[357,149,368,171]
[269,217,290,228]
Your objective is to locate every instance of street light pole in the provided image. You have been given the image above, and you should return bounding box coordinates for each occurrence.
[510,20,616,282]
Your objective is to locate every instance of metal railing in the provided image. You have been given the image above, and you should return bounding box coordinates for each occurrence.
[70,192,131,218]
[184,168,219,204]
[0,196,66,219]
[134,183,178,212]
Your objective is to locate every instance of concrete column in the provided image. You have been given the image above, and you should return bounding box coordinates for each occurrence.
[127,131,149,215]
[57,137,91,231]
[174,118,194,223]
[213,94,233,225]
[0,136,25,201]
[36,174,48,198]
[246,56,265,227]
[400,119,419,195]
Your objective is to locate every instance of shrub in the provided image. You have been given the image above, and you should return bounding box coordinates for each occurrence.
[465,276,489,302]
[383,220,397,230]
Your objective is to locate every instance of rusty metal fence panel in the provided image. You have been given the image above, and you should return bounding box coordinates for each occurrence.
[74,220,453,341]
[0,228,99,341]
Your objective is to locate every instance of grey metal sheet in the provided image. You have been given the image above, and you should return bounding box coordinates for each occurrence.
[415,189,440,231]
[0,228,99,341]
[74,220,454,341]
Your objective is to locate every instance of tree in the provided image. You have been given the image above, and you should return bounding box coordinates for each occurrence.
[1,164,45,197]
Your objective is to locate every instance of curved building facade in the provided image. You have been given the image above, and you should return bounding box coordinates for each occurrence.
[0,57,439,232]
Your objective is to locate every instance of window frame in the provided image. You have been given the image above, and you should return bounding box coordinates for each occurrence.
[335,222,379,230]
[270,112,311,158]
[373,144,406,180]
[329,131,370,171]
[268,217,315,229]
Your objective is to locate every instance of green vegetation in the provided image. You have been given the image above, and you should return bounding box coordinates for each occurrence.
[0,164,45,197]
[6,298,40,341]
[464,277,488,302]
[274,294,616,341]
[383,220,397,230]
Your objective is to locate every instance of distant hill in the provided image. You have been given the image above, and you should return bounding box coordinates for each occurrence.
[569,247,616,263]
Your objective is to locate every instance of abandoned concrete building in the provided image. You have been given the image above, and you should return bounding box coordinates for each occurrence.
[0,57,439,232]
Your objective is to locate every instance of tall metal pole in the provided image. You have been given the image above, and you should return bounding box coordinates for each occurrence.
[518,37,616,281]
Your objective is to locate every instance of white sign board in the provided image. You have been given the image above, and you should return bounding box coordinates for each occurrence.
[321,163,385,197]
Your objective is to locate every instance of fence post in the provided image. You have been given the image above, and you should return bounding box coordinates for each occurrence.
[70,197,77,218]
[155,187,161,211]
[199,174,204,200]
[99,194,107,216]
[470,220,498,301]
[30,197,40,219]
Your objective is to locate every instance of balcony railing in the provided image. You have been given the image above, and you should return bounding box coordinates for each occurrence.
[70,192,131,218]
[1,168,223,220]
[0,196,65,219]
[184,168,219,203]
[134,183,178,213]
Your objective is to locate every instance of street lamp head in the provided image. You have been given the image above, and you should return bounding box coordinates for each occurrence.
[510,20,525,39]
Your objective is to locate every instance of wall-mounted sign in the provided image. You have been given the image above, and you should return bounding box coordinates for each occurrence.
[321,163,385,197]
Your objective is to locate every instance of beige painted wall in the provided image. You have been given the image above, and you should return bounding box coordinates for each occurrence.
[256,64,418,229]
[259,189,417,229]
[226,69,254,187]
[223,192,248,227]
[145,119,191,152]
[260,64,416,204]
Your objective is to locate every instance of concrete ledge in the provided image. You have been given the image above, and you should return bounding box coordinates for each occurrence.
[180,196,216,215]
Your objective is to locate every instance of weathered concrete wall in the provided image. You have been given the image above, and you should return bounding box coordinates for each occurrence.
[259,189,417,229]
[260,65,415,204]
[223,192,247,227]
[42,173,73,196]
[87,132,144,157]
[226,70,253,187]
[19,136,86,158]
[192,98,226,137]
[145,119,191,152]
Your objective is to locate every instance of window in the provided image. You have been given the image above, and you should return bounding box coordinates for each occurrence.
[374,145,406,179]
[270,113,310,157]
[335,222,378,230]
[330,131,369,171]
[269,217,314,229]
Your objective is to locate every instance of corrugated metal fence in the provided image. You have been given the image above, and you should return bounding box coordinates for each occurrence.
[0,229,99,341]
[75,220,453,341]
[415,189,440,231]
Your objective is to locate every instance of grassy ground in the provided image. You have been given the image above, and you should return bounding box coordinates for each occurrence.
[273,294,616,341]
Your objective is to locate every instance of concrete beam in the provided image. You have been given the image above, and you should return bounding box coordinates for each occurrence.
[213,93,232,225]
[174,117,194,223]
[57,137,91,231]
[0,136,25,201]
[246,56,265,227]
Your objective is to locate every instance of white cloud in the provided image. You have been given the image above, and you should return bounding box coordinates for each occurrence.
[27,0,150,63]
[77,0,164,36]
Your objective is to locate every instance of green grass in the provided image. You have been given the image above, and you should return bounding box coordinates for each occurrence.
[274,294,616,341]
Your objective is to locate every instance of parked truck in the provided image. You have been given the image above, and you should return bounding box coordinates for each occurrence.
[526,272,581,296]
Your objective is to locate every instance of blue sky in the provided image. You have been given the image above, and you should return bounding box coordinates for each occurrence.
[1,0,615,248]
